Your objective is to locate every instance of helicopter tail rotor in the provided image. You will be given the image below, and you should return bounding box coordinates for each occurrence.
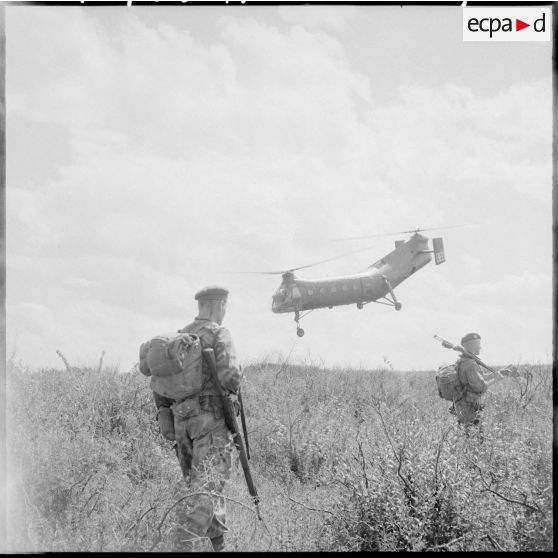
[432,237,445,265]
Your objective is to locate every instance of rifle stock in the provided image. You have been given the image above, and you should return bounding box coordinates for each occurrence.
[202,348,262,520]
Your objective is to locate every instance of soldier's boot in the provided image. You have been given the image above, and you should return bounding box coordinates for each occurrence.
[211,534,225,552]
[475,424,485,445]
[172,536,195,552]
[172,525,198,552]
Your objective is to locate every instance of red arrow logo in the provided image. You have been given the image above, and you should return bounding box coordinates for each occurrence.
[516,19,530,31]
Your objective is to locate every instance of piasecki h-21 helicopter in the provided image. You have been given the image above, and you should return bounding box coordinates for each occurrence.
[246,227,450,337]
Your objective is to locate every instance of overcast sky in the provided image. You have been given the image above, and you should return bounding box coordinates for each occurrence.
[6,4,552,371]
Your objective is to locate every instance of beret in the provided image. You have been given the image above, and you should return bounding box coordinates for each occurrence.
[461,332,481,345]
[194,285,229,301]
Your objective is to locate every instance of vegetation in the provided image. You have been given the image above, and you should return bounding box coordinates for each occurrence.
[5,357,552,552]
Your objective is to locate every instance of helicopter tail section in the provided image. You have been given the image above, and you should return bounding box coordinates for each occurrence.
[433,237,445,265]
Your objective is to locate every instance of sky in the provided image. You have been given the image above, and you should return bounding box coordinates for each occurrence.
[5,4,553,372]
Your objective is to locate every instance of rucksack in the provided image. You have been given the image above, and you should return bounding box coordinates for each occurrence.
[435,362,465,401]
[138,332,204,400]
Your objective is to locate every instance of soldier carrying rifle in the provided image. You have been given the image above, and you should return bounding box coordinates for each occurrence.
[139,286,258,552]
[435,332,517,430]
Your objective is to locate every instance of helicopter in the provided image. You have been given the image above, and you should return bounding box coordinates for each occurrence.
[249,228,447,337]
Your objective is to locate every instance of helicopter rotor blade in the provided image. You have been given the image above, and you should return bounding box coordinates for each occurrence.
[226,243,380,276]
[284,243,381,273]
[331,224,469,241]
[225,270,288,275]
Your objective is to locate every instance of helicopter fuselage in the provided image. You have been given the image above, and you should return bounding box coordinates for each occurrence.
[271,234,439,314]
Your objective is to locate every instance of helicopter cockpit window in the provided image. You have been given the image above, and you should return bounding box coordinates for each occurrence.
[273,288,288,302]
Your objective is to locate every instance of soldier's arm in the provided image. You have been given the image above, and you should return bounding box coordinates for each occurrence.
[482,369,505,383]
[461,359,488,393]
[213,327,243,393]
[497,365,519,378]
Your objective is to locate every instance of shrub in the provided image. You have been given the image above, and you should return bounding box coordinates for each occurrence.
[5,360,552,552]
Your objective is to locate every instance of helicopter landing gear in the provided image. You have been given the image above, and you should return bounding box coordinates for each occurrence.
[294,311,305,337]
[381,275,402,311]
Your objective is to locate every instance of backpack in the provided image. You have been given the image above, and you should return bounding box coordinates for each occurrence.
[138,332,204,400]
[435,362,465,401]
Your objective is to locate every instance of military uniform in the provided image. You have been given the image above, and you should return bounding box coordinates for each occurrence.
[455,349,487,427]
[145,286,242,552]
[171,315,241,551]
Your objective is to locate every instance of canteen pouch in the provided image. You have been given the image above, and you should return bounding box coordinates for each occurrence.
[157,407,176,441]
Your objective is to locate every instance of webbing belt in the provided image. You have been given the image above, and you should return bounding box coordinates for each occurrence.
[174,393,222,409]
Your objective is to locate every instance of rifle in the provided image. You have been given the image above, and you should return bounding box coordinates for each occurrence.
[237,387,250,460]
[202,348,262,520]
[433,335,497,374]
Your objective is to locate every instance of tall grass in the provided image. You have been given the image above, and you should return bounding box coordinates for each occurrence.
[5,358,552,552]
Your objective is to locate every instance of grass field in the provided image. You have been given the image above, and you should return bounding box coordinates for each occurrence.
[5,357,553,552]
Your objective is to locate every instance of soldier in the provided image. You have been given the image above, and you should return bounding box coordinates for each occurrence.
[169,286,242,552]
[453,332,511,429]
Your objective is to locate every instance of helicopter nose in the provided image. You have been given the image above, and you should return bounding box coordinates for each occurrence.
[272,296,286,313]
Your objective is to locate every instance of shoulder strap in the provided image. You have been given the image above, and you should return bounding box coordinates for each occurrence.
[185,321,220,350]
[456,357,466,386]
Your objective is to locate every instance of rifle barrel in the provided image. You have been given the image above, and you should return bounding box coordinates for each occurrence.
[202,348,262,520]
[238,388,251,460]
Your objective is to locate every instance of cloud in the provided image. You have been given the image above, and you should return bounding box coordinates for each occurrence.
[6,7,552,370]
[277,5,361,34]
[460,271,551,300]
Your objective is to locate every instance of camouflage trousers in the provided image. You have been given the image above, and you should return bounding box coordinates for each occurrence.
[454,394,484,426]
[170,395,233,552]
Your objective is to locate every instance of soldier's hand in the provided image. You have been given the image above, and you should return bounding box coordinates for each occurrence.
[232,400,241,416]
[508,365,520,378]
[499,365,519,378]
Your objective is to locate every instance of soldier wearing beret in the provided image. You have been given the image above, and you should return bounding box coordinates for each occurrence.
[453,332,511,429]
[169,286,242,552]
